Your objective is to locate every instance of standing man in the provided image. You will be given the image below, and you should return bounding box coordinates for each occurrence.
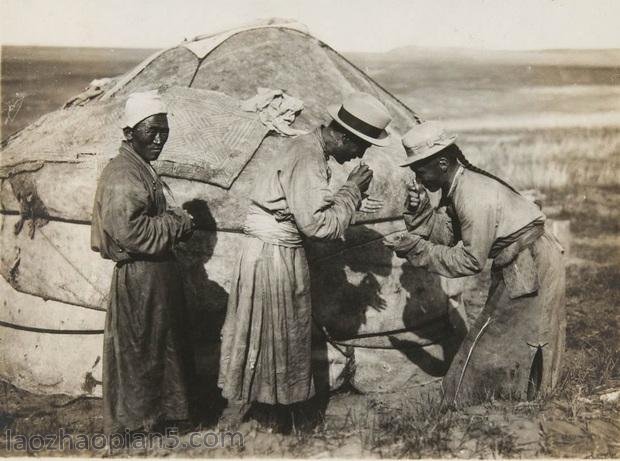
[218,93,393,429]
[91,91,197,435]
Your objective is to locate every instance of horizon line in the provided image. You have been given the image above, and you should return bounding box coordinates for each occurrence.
[2,42,620,54]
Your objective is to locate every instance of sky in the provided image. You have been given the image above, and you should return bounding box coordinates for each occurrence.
[1,0,619,52]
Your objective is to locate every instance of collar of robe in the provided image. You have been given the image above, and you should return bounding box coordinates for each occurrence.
[314,126,330,160]
[119,141,160,183]
[446,164,465,198]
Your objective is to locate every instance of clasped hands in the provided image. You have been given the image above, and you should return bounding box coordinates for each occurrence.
[347,162,385,214]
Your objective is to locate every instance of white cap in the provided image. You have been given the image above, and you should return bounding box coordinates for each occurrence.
[123,90,167,129]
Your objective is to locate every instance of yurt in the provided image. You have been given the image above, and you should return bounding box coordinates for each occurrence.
[0,19,466,398]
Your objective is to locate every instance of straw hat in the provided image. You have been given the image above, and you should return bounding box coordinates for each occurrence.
[400,121,457,167]
[327,93,392,146]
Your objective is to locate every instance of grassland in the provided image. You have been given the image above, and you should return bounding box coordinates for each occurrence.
[1,46,152,140]
[1,45,619,457]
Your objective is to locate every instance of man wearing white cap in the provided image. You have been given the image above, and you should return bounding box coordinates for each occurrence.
[91,90,198,436]
[385,121,566,407]
[218,93,392,430]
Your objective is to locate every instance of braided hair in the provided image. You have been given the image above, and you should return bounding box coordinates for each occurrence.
[446,144,521,195]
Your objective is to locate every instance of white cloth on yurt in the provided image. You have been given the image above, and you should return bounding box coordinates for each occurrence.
[241,88,307,136]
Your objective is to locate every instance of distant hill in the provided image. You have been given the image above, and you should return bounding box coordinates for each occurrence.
[0,45,154,65]
[344,46,620,97]
[344,47,620,128]
[351,46,620,67]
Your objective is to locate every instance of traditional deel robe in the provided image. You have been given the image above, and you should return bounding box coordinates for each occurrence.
[91,141,194,433]
[218,129,362,405]
[395,166,566,406]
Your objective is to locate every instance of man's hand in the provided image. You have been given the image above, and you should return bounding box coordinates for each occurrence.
[347,163,373,194]
[359,196,384,214]
[383,232,423,257]
[406,177,426,213]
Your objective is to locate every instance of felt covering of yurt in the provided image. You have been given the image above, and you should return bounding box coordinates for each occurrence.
[0,20,466,398]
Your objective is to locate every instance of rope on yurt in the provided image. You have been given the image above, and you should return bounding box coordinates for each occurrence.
[0,319,103,335]
[0,210,91,227]
[313,312,450,358]
[52,395,102,408]
[331,339,442,350]
[341,314,450,340]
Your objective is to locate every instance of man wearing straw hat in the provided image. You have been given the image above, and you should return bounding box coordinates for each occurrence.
[385,121,566,407]
[91,91,200,437]
[218,93,393,430]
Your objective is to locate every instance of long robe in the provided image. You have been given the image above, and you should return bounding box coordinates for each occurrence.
[91,141,194,433]
[394,167,566,406]
[218,129,362,405]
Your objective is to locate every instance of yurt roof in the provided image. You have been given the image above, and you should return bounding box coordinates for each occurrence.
[1,19,422,230]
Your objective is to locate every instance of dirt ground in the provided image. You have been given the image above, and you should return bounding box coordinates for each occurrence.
[1,183,618,458]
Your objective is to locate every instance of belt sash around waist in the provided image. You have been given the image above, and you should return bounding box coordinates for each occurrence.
[243,204,303,248]
[491,220,546,268]
[115,252,175,267]
[491,220,547,299]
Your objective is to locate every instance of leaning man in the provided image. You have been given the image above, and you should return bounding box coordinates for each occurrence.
[218,93,392,430]
[91,91,196,435]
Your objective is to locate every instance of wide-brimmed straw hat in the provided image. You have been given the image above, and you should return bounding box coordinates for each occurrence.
[327,93,392,147]
[400,121,457,167]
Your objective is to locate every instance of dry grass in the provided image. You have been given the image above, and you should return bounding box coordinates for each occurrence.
[461,127,620,191]
[366,393,539,458]
[372,393,454,456]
